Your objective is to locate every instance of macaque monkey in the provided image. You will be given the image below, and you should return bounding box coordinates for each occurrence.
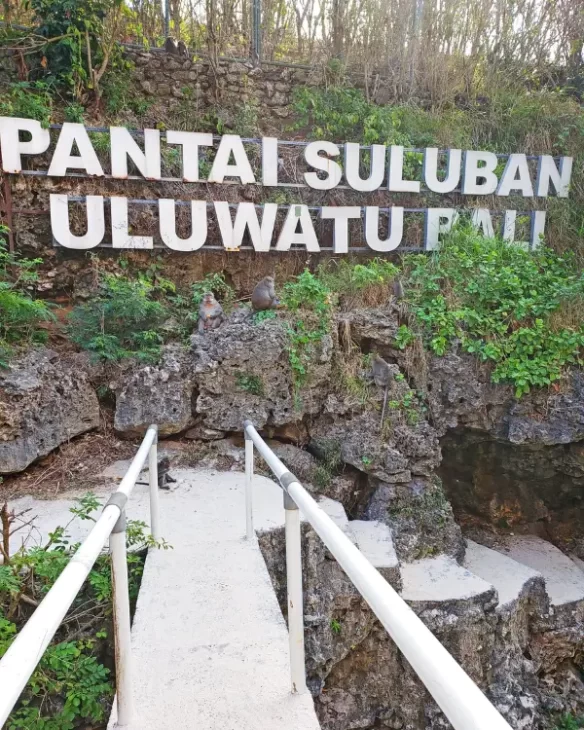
[164,37,179,54]
[198,292,224,334]
[372,353,393,428]
[137,456,177,490]
[251,276,279,312]
[177,40,189,57]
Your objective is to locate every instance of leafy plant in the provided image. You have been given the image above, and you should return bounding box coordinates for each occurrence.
[405,225,584,396]
[281,271,333,397]
[553,714,584,730]
[235,372,264,396]
[0,235,55,366]
[0,81,53,126]
[191,273,235,309]
[1,495,169,730]
[68,273,168,362]
[330,618,342,635]
[395,325,415,350]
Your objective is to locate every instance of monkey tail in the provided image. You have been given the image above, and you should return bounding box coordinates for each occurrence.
[379,384,389,430]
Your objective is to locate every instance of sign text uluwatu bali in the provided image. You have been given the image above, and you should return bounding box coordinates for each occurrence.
[0,117,574,252]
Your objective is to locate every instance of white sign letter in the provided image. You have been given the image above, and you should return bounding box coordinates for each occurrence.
[462,151,499,195]
[425,208,459,250]
[365,207,404,252]
[536,156,572,198]
[111,197,153,249]
[262,137,279,186]
[159,199,207,251]
[111,127,161,179]
[304,141,342,190]
[48,123,103,177]
[388,146,420,193]
[50,194,104,249]
[209,135,255,184]
[276,205,320,251]
[424,149,461,194]
[345,143,386,192]
[214,202,278,252]
[0,116,50,173]
[497,154,533,197]
[321,206,361,253]
[471,208,495,237]
[166,131,212,182]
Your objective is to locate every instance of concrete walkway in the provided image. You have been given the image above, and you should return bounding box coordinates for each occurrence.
[107,468,321,730]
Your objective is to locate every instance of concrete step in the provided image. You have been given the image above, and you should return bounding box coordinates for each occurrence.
[400,554,496,607]
[495,536,584,609]
[317,496,357,544]
[349,519,401,590]
[463,540,546,611]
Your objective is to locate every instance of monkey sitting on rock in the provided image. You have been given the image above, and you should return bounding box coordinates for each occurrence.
[251,276,279,312]
[198,292,224,334]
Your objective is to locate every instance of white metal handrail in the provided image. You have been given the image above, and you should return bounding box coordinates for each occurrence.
[243,419,513,730]
[0,424,160,728]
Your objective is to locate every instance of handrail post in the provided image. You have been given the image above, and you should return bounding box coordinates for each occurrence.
[110,509,135,726]
[283,489,307,694]
[244,427,254,540]
[148,425,160,541]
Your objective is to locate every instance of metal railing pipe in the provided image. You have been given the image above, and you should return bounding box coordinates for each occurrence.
[0,505,121,726]
[110,511,135,726]
[0,424,160,728]
[283,490,307,694]
[243,421,513,730]
[244,430,254,540]
[148,428,160,541]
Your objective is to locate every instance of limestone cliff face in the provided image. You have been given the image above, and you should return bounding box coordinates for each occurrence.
[2,305,584,728]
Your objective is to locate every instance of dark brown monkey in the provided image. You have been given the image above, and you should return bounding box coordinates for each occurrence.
[177,39,189,57]
[137,456,177,490]
[251,276,279,311]
[372,353,393,428]
[198,292,224,334]
[393,278,404,300]
[164,37,179,54]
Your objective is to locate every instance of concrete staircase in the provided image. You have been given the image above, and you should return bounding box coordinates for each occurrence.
[317,495,584,621]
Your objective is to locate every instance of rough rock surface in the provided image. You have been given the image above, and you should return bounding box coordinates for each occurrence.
[191,311,332,431]
[0,349,99,473]
[113,344,195,437]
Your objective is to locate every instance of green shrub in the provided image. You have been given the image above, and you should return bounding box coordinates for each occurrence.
[68,274,168,362]
[406,226,584,396]
[0,81,53,126]
[0,234,55,366]
[553,715,584,730]
[1,495,169,730]
[282,271,333,393]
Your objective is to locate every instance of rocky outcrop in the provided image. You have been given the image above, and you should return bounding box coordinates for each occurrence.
[112,344,195,437]
[0,349,99,473]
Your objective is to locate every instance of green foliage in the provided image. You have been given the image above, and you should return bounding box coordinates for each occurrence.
[0,81,53,126]
[30,0,127,99]
[330,618,342,635]
[281,271,333,394]
[406,226,584,396]
[387,388,427,426]
[191,273,235,309]
[319,258,399,306]
[1,494,168,730]
[64,101,85,122]
[0,235,55,366]
[68,273,169,362]
[553,715,584,730]
[235,372,264,396]
[394,325,415,350]
[253,310,277,324]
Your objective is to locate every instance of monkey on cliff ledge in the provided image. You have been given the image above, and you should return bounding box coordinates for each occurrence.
[198,292,224,334]
[251,276,279,311]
